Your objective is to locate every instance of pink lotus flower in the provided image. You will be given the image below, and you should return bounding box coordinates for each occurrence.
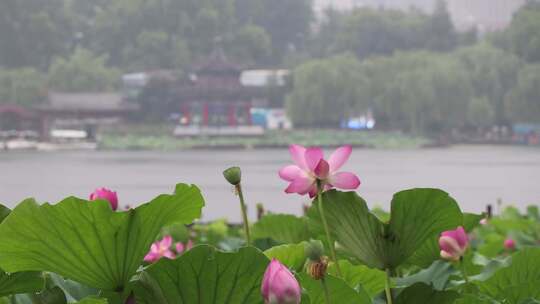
[261,259,301,304]
[89,187,118,210]
[279,144,360,197]
[439,226,469,261]
[480,218,488,225]
[175,240,194,254]
[504,238,516,250]
[144,235,175,263]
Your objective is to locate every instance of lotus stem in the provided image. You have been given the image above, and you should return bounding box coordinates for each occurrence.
[385,268,393,304]
[235,184,251,246]
[321,277,331,304]
[459,257,469,284]
[316,181,342,277]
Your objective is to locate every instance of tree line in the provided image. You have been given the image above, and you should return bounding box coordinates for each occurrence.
[287,1,540,132]
[0,0,539,133]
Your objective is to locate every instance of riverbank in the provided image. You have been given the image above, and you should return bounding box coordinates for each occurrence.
[99,126,432,150]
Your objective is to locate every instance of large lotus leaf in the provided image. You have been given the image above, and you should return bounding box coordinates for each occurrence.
[298,273,371,304]
[478,248,540,304]
[134,245,269,304]
[0,184,204,292]
[327,260,386,298]
[309,189,462,270]
[0,205,45,297]
[453,294,499,304]
[408,212,482,268]
[264,242,307,272]
[0,205,10,223]
[395,260,455,290]
[395,282,460,304]
[0,271,44,298]
[252,214,311,244]
[47,273,99,302]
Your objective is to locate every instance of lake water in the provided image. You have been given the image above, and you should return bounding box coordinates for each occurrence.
[0,145,539,221]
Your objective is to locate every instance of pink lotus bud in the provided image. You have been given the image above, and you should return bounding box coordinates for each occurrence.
[439,226,469,261]
[261,259,301,304]
[504,238,516,250]
[89,187,118,210]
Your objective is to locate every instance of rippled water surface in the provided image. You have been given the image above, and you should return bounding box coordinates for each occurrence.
[1,145,539,221]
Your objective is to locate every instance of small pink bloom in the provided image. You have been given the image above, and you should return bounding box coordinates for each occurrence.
[89,187,118,210]
[504,238,516,250]
[175,240,194,254]
[480,218,488,225]
[261,259,301,304]
[279,145,360,197]
[439,226,469,261]
[144,235,175,263]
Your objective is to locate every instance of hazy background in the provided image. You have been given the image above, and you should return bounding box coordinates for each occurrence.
[1,0,539,220]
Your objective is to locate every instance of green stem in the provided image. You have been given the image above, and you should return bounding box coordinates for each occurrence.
[236,184,251,246]
[385,269,393,304]
[459,257,469,284]
[321,277,331,304]
[316,182,342,277]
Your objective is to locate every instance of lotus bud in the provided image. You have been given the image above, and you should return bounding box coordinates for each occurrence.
[89,187,118,210]
[223,166,242,186]
[305,240,324,262]
[306,256,328,280]
[504,238,516,250]
[439,226,469,261]
[261,259,301,304]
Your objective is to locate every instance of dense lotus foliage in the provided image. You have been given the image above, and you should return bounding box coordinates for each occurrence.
[0,146,539,304]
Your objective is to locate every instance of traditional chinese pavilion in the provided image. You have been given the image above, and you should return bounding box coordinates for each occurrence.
[173,48,265,128]
[35,92,138,140]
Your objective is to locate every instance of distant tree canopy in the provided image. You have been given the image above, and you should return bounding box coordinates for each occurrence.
[286,43,530,134]
[47,48,120,92]
[496,1,540,63]
[0,68,46,106]
[310,1,467,60]
[286,54,368,127]
[507,64,540,123]
[0,0,539,131]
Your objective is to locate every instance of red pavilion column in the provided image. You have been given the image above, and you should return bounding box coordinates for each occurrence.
[245,102,252,125]
[202,103,209,126]
[228,104,237,126]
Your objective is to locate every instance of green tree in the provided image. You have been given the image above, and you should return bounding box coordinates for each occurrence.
[424,0,457,51]
[467,97,495,128]
[258,0,313,61]
[0,68,46,106]
[47,48,120,92]
[503,1,540,63]
[0,0,71,68]
[454,43,522,124]
[506,64,540,123]
[286,53,368,127]
[359,51,472,134]
[228,25,271,65]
